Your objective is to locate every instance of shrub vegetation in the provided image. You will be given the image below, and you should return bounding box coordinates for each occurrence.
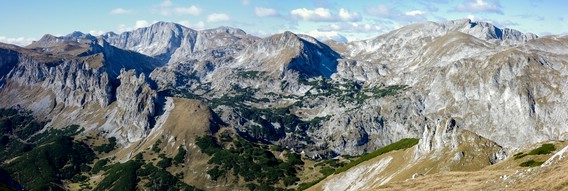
[196,135,304,190]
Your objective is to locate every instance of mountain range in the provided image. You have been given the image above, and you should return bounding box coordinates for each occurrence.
[0,19,567,190]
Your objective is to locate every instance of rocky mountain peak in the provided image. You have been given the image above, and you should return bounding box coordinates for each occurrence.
[100,31,118,39]
[102,21,194,63]
[150,21,187,30]
[29,31,98,48]
[461,19,538,42]
[268,31,301,45]
[203,26,247,36]
[28,34,75,49]
[233,30,340,78]
[64,31,96,40]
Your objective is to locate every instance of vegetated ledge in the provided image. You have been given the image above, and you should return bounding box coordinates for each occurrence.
[296,138,419,191]
[513,143,557,168]
[514,143,556,160]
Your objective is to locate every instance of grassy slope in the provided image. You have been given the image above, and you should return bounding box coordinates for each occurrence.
[376,141,568,191]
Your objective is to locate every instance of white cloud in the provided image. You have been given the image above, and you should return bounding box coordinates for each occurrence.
[250,30,270,38]
[89,30,105,36]
[242,0,250,6]
[306,31,348,43]
[174,5,202,15]
[178,20,191,27]
[135,20,150,28]
[255,7,278,17]
[456,0,503,14]
[193,21,206,29]
[117,24,132,33]
[366,4,428,24]
[110,8,132,15]
[338,8,361,22]
[291,8,334,22]
[157,1,201,16]
[0,36,35,46]
[291,8,361,22]
[405,10,426,16]
[207,13,231,22]
[318,22,382,33]
[177,20,205,30]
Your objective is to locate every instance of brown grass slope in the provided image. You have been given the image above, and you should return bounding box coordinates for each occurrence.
[378,141,568,191]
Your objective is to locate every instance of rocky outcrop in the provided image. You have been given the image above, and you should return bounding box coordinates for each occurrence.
[415,118,460,156]
[103,69,157,142]
[4,55,113,108]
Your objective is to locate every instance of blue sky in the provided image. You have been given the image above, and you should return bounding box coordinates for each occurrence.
[0,0,566,45]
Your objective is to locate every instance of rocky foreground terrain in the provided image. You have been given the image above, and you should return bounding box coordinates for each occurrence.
[0,19,567,190]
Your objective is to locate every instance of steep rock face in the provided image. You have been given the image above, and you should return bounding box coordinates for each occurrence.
[4,55,113,108]
[307,94,425,156]
[104,22,193,63]
[0,44,23,85]
[100,69,158,143]
[104,22,259,65]
[115,70,156,130]
[404,38,568,151]
[415,118,460,157]
[0,39,161,145]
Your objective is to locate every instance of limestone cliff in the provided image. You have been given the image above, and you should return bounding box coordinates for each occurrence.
[0,38,162,144]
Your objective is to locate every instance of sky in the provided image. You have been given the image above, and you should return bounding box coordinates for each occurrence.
[0,0,566,46]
